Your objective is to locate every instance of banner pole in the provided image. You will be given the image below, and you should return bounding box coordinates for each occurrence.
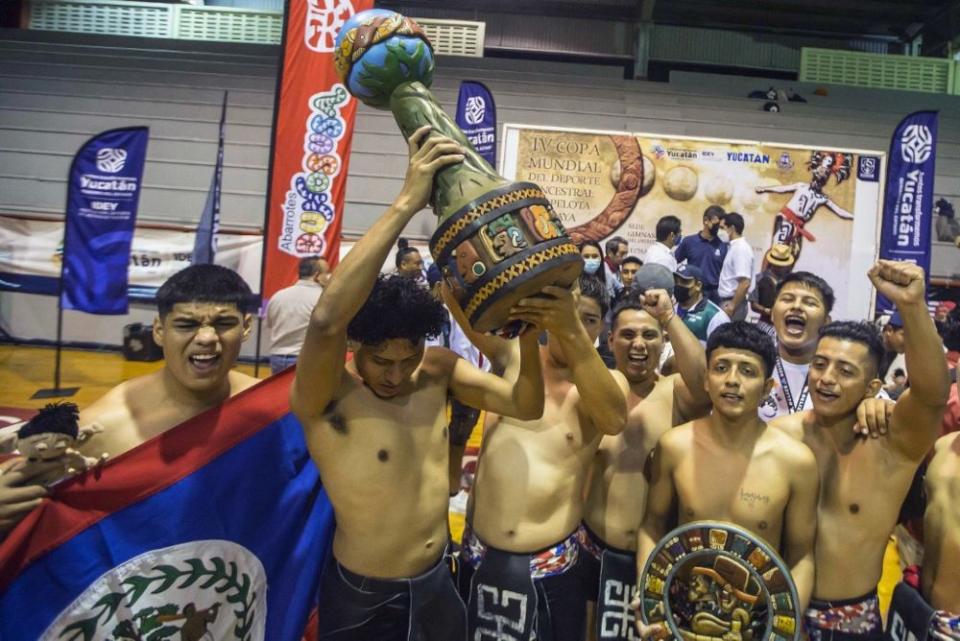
[33,219,78,398]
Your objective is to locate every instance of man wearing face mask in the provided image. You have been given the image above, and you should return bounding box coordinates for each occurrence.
[643,215,682,272]
[675,205,727,304]
[674,263,730,344]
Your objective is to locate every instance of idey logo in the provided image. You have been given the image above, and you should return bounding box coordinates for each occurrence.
[464,96,486,125]
[96,148,127,173]
[305,0,355,53]
[900,124,933,163]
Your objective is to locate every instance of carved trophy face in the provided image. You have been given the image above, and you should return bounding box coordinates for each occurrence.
[481,214,529,261]
[520,204,563,241]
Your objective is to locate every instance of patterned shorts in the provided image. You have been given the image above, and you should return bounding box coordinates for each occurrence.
[933,611,960,641]
[805,591,882,640]
[460,521,579,579]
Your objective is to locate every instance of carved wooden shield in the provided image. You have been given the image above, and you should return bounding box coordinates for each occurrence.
[638,522,801,641]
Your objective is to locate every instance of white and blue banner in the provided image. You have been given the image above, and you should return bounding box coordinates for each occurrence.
[61,127,149,314]
[456,80,497,166]
[877,111,938,313]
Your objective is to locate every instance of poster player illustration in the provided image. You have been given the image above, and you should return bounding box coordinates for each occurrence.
[501,125,883,320]
[755,151,853,267]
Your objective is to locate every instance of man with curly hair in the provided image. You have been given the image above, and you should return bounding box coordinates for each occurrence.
[292,126,545,641]
[756,151,854,264]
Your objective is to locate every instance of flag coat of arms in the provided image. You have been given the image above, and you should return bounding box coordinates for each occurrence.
[0,370,334,641]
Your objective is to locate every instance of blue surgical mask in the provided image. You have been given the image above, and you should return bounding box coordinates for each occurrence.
[583,258,602,274]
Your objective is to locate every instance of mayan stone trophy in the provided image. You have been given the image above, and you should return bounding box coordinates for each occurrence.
[334,9,582,334]
[638,522,802,641]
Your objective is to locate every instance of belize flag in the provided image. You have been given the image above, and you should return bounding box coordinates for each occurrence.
[0,370,333,641]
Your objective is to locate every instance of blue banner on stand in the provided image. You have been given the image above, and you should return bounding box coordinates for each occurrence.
[456,80,497,167]
[61,127,149,314]
[876,111,938,314]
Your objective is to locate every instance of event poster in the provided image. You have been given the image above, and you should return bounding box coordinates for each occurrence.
[501,125,885,320]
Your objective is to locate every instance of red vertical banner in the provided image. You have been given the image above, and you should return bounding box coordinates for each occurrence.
[261,0,373,302]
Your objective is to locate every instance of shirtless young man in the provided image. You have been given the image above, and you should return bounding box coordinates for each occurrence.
[913,430,960,641]
[579,288,712,640]
[635,321,820,636]
[771,261,949,641]
[758,271,891,433]
[452,274,629,641]
[291,126,545,641]
[0,265,266,533]
[69,264,260,460]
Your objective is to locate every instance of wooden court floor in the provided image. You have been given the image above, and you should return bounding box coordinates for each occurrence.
[0,344,269,412]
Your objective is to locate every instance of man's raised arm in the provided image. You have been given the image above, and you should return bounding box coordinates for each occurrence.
[291,126,464,419]
[446,330,544,421]
[870,261,950,461]
[511,285,628,435]
[641,289,710,419]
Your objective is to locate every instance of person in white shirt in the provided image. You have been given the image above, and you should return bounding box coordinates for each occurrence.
[644,215,681,272]
[264,256,329,374]
[757,271,832,421]
[716,212,753,321]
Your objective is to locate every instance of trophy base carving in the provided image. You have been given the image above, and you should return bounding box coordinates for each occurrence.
[430,181,583,334]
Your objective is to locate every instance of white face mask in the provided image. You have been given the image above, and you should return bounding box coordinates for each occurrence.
[718,229,731,243]
[583,258,602,274]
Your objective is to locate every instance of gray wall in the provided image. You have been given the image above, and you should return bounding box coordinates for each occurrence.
[1,29,959,351]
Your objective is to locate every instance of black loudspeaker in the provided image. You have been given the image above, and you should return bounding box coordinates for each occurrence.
[122,323,163,362]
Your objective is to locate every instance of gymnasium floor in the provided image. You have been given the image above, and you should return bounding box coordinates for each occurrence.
[0,343,901,618]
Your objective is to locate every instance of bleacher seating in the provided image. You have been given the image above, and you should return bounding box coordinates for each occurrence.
[2,27,958,350]
[3,29,959,236]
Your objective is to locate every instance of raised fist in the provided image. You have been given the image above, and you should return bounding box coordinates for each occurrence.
[867,260,926,308]
[642,289,676,326]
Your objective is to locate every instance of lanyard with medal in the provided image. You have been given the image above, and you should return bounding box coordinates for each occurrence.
[776,357,809,414]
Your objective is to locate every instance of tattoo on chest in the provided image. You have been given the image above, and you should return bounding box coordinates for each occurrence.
[739,489,771,507]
